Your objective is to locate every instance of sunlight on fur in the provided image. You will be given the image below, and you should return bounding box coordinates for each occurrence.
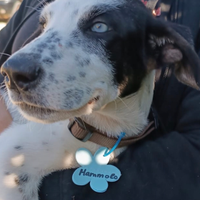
[10,154,25,167]
[3,173,18,188]
[62,153,78,168]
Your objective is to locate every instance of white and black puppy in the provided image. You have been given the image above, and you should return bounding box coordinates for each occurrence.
[0,0,199,199]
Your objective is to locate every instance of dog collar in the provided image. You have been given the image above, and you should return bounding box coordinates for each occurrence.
[68,117,155,148]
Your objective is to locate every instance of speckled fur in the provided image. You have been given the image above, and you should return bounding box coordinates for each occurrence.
[0,0,176,199]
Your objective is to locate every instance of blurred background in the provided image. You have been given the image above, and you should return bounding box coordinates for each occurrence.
[0,0,22,30]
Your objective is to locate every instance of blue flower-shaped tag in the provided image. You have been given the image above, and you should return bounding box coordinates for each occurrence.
[72,147,121,193]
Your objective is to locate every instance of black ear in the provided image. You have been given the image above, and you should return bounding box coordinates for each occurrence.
[146,18,200,90]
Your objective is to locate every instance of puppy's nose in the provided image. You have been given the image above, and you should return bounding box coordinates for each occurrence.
[1,55,41,91]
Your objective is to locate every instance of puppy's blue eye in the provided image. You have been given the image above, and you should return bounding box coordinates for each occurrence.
[91,23,109,33]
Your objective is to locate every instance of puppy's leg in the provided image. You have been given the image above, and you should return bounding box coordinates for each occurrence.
[0,120,71,200]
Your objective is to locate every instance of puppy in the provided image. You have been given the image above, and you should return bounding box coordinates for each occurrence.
[0,0,199,199]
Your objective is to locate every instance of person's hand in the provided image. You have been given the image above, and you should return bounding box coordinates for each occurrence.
[0,95,12,133]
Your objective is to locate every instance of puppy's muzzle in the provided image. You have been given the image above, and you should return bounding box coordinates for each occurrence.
[1,55,41,91]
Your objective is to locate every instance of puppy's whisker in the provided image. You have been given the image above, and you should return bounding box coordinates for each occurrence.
[0,84,6,90]
[25,6,42,13]
[113,99,118,113]
[0,52,11,57]
[116,97,130,110]
[36,0,50,8]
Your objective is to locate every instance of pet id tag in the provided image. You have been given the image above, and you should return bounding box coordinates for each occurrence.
[72,147,121,193]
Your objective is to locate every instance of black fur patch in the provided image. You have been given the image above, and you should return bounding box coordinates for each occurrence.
[42,57,54,65]
[79,71,86,77]
[65,41,73,48]
[15,174,29,185]
[64,89,84,107]
[75,55,90,67]
[77,1,149,97]
[67,75,76,81]
[15,146,23,150]
[50,51,61,60]
[63,101,74,109]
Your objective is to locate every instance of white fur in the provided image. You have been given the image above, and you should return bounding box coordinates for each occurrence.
[0,0,156,199]
[0,70,155,200]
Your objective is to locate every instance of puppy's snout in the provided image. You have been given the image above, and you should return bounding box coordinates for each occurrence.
[1,55,41,91]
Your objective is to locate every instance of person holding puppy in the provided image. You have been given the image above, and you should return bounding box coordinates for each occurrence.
[0,0,200,199]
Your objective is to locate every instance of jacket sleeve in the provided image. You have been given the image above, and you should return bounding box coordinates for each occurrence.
[0,0,38,83]
[133,86,200,199]
[124,84,200,200]
[149,86,200,198]
[0,0,29,53]
[0,8,22,83]
[38,84,200,200]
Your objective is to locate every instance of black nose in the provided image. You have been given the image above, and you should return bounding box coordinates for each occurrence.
[1,55,41,91]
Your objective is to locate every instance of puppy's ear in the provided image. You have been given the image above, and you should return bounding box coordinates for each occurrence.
[146,18,200,90]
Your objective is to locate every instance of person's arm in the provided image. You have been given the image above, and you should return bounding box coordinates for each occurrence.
[39,83,200,200]
[0,8,23,133]
[0,95,12,133]
[0,0,41,67]
[0,0,41,133]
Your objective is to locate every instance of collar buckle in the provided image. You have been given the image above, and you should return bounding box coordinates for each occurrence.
[69,117,93,142]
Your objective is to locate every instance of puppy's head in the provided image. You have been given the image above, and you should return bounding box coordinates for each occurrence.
[1,0,199,123]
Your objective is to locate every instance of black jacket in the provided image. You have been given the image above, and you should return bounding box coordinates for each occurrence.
[0,0,200,199]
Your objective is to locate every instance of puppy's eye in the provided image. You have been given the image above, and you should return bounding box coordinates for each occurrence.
[91,23,109,33]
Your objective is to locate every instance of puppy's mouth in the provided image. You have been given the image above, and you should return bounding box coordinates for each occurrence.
[88,96,100,104]
[14,95,101,122]
[16,95,100,110]
[17,103,56,116]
